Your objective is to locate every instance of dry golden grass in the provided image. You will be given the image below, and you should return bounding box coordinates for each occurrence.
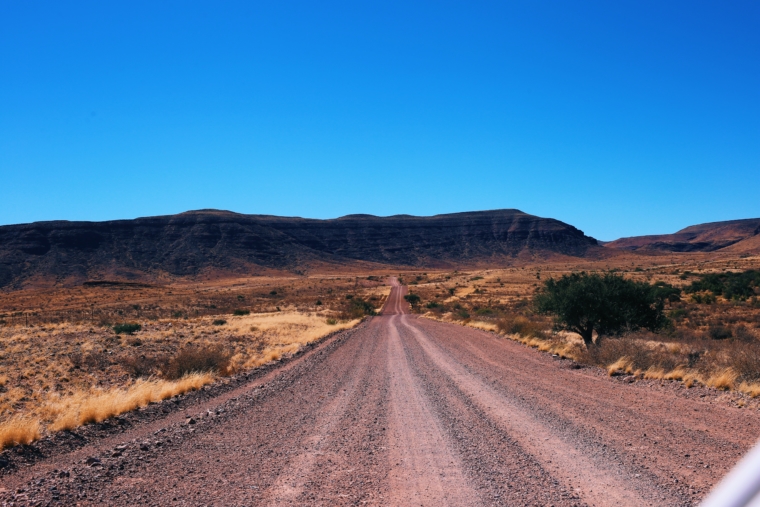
[46,373,213,431]
[705,368,739,390]
[607,357,634,376]
[738,382,760,398]
[224,311,360,370]
[0,279,376,450]
[0,416,40,450]
[466,321,499,333]
[643,366,666,379]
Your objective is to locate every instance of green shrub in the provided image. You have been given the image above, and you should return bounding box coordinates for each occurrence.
[212,319,227,326]
[691,293,716,304]
[404,294,421,306]
[652,281,682,302]
[343,298,376,319]
[685,270,760,301]
[233,309,250,316]
[535,271,667,348]
[456,309,470,319]
[113,323,141,335]
[326,318,338,325]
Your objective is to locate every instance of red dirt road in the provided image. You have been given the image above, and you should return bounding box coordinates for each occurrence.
[3,280,760,506]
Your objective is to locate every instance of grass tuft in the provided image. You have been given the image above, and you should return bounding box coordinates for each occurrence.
[705,368,739,390]
[643,366,666,379]
[607,357,634,376]
[0,416,41,450]
[739,381,760,398]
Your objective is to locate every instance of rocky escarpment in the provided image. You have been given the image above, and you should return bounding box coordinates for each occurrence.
[606,218,760,253]
[0,209,599,287]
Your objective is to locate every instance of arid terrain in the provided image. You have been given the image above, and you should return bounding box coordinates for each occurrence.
[1,278,760,506]
[1,212,760,506]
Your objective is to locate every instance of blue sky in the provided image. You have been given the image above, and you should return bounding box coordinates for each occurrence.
[1,1,758,240]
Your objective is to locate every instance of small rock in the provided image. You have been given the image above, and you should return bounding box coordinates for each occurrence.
[0,457,9,469]
[85,457,101,466]
[186,417,196,425]
[58,470,70,478]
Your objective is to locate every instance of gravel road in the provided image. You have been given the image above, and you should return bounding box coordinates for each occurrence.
[3,280,760,506]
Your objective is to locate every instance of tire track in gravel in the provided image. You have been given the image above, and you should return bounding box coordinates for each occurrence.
[385,312,478,506]
[399,316,675,507]
[410,315,760,503]
[262,318,382,505]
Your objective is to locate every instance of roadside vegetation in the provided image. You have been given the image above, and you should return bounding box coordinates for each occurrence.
[408,262,760,399]
[0,276,388,450]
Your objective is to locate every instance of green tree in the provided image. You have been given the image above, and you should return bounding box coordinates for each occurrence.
[404,293,421,309]
[535,272,666,347]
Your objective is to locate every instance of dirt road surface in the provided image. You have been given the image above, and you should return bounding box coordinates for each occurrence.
[3,280,760,506]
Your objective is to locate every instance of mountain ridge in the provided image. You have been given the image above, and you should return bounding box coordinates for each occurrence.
[605,218,760,253]
[0,209,599,288]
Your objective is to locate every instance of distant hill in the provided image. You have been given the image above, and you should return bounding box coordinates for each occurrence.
[605,218,760,254]
[0,209,599,288]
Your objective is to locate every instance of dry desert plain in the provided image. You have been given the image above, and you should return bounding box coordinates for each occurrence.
[1,251,760,505]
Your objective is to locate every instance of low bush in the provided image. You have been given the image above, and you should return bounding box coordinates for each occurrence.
[404,293,421,306]
[233,309,250,316]
[685,270,760,301]
[163,345,233,380]
[453,307,470,320]
[708,325,733,340]
[212,319,227,326]
[113,322,141,335]
[341,298,376,319]
[496,316,546,339]
[119,354,165,378]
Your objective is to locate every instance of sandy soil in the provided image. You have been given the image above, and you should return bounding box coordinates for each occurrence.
[2,281,760,506]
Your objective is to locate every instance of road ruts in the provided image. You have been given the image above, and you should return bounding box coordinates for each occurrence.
[3,279,760,506]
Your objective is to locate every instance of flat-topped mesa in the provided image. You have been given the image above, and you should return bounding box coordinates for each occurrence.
[605,218,760,253]
[0,209,599,288]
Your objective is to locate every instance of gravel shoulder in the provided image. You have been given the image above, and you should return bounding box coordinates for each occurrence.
[2,283,759,506]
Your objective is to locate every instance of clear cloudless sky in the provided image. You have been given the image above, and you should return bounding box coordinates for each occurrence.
[1,1,758,240]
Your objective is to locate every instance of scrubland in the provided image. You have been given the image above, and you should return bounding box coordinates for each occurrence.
[403,254,760,399]
[0,275,387,450]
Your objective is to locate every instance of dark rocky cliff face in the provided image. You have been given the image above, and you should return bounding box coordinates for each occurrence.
[605,218,760,253]
[0,209,598,287]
